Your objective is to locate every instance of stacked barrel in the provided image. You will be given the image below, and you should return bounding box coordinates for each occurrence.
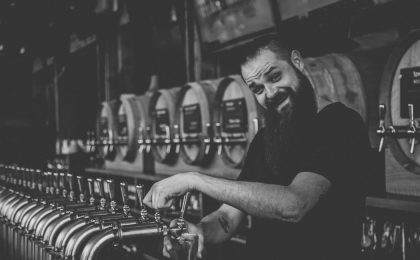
[0,164,195,260]
[95,75,263,179]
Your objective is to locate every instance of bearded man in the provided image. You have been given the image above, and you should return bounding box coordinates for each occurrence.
[144,34,369,260]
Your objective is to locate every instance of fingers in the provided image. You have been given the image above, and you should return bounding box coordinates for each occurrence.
[144,187,176,209]
[162,234,173,258]
[143,191,152,208]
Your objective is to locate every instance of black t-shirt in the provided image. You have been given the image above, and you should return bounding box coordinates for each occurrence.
[238,103,369,260]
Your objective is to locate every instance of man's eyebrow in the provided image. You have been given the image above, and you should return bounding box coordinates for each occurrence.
[262,66,275,77]
[245,65,275,84]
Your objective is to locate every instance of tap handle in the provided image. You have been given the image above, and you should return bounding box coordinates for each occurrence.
[138,126,145,152]
[409,104,415,124]
[95,178,105,198]
[35,170,43,192]
[105,179,115,201]
[53,172,60,193]
[76,176,86,201]
[76,176,84,193]
[408,104,416,154]
[135,184,146,209]
[28,169,35,190]
[379,105,386,124]
[180,192,191,220]
[67,174,74,192]
[87,178,95,197]
[120,182,129,205]
[59,172,66,190]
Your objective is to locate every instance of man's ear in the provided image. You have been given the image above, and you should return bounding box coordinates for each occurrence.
[290,50,304,72]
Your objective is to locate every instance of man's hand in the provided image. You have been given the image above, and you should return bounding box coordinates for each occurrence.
[163,219,205,259]
[143,172,199,209]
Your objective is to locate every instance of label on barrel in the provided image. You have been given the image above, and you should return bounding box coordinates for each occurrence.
[118,114,128,137]
[154,109,170,135]
[99,117,108,138]
[183,104,202,133]
[222,98,248,133]
[400,67,420,118]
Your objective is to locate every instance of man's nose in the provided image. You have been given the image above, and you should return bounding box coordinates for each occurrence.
[265,84,277,99]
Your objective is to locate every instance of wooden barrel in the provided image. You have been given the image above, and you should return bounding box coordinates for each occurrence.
[97,100,119,161]
[304,52,385,148]
[176,79,220,166]
[149,87,181,164]
[304,53,367,119]
[213,75,263,168]
[379,31,420,175]
[116,94,151,162]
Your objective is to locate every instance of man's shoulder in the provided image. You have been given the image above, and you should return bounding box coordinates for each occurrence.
[316,102,364,125]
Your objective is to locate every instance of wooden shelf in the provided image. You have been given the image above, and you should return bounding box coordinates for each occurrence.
[366,195,420,213]
[85,168,168,182]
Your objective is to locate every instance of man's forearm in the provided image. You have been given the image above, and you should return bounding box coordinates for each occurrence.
[191,173,303,222]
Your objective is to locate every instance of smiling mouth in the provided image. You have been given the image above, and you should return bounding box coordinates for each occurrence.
[276,92,289,106]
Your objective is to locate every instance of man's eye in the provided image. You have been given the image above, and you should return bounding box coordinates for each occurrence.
[269,72,282,82]
[250,85,264,94]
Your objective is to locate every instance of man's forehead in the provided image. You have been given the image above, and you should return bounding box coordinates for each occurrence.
[241,49,288,77]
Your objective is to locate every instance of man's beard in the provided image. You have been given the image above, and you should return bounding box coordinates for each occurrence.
[263,68,317,176]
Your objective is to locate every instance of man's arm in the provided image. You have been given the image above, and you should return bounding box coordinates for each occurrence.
[144,171,330,223]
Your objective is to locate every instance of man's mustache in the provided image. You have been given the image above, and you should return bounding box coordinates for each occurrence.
[266,87,294,109]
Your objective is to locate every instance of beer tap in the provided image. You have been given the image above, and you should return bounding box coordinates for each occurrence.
[79,192,195,260]
[164,125,172,154]
[135,184,149,223]
[67,174,75,202]
[59,172,67,198]
[377,104,419,154]
[145,125,153,153]
[120,182,130,216]
[177,192,191,232]
[95,178,107,210]
[173,124,181,154]
[204,123,212,155]
[377,105,386,152]
[214,122,223,155]
[87,178,96,206]
[408,104,417,154]
[137,126,146,153]
[52,172,60,196]
[105,130,116,160]
[77,176,87,203]
[104,179,117,213]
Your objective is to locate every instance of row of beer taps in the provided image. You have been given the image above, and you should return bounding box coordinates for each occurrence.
[377,104,419,154]
[85,118,260,157]
[0,164,196,260]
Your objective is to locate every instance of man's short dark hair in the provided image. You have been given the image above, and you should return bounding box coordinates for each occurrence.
[240,34,293,66]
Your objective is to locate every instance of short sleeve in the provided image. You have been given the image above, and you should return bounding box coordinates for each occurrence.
[301,104,370,186]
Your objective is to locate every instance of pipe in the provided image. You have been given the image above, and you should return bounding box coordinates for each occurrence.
[64,223,101,258]
[4,196,26,219]
[34,209,62,238]
[7,197,30,222]
[79,228,116,260]
[64,214,129,259]
[13,200,39,225]
[26,206,55,232]
[80,223,161,260]
[0,193,21,216]
[20,203,46,230]
[54,218,89,250]
[44,213,72,245]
